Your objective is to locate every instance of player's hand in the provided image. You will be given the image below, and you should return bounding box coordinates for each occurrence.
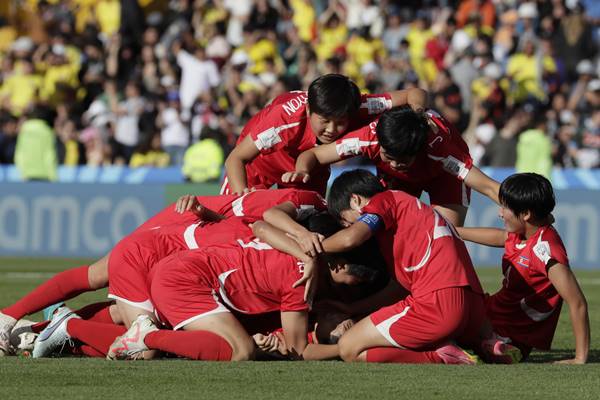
[281,171,310,184]
[553,357,586,365]
[175,195,204,217]
[253,333,288,355]
[233,187,250,196]
[288,230,325,257]
[293,257,318,304]
[330,318,354,343]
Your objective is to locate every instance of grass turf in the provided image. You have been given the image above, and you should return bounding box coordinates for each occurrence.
[1,258,599,399]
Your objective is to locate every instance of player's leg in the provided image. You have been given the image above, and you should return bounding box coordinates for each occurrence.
[0,256,111,355]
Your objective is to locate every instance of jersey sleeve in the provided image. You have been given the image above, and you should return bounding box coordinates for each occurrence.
[280,265,309,312]
[362,192,396,230]
[335,120,381,160]
[424,109,473,180]
[357,93,393,118]
[532,228,570,276]
[242,93,306,155]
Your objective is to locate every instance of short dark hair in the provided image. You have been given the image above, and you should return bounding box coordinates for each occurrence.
[307,74,361,119]
[376,106,430,158]
[327,169,385,221]
[499,173,555,220]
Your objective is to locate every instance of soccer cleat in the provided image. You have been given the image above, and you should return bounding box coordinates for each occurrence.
[10,320,38,356]
[107,315,158,361]
[0,312,17,356]
[43,302,65,321]
[32,307,80,358]
[481,338,522,364]
[435,343,481,365]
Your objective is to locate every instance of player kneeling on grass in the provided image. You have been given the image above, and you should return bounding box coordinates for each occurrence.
[104,214,380,361]
[316,169,486,364]
[456,173,590,364]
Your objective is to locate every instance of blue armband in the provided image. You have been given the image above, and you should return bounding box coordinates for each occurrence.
[356,213,383,231]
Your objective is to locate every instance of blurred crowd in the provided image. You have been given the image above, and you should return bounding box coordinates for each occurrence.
[0,0,599,181]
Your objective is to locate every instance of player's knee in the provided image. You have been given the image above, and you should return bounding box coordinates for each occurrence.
[88,258,109,289]
[338,335,359,362]
[231,338,255,361]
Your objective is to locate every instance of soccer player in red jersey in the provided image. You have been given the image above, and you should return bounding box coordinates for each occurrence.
[318,169,486,364]
[105,215,381,361]
[457,173,590,364]
[222,74,428,196]
[285,107,501,226]
[0,189,326,354]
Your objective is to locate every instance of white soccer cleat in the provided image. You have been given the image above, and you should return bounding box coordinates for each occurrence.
[10,320,38,356]
[107,315,158,361]
[32,307,80,358]
[0,312,17,356]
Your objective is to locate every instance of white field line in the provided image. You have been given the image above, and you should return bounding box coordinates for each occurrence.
[1,272,600,285]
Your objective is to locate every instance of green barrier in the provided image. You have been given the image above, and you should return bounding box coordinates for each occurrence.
[164,182,222,204]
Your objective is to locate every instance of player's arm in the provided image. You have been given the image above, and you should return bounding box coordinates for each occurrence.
[224,135,261,194]
[263,202,324,257]
[321,219,374,253]
[252,220,317,301]
[455,227,507,247]
[282,143,342,184]
[388,88,428,111]
[280,311,339,360]
[464,166,501,205]
[174,195,226,221]
[548,262,590,364]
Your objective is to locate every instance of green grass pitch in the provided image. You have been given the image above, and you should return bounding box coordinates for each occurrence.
[1,258,599,399]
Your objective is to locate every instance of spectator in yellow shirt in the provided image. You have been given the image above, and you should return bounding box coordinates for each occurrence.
[0,59,42,116]
[130,133,170,168]
[506,38,556,103]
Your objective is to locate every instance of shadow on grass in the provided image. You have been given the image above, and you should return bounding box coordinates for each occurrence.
[526,349,600,363]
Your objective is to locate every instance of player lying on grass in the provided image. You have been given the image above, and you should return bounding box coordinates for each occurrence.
[222,73,428,196]
[312,169,487,364]
[33,215,381,361]
[282,106,500,227]
[456,173,590,364]
[0,189,326,355]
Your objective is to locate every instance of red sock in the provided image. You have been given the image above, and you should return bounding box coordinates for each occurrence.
[71,345,105,358]
[2,266,91,319]
[144,330,233,361]
[66,319,126,356]
[74,302,115,323]
[366,347,443,364]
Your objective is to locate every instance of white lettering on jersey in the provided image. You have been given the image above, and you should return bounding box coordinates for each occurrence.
[335,137,378,157]
[520,298,554,322]
[231,192,251,216]
[428,154,470,179]
[361,97,392,115]
[404,212,458,272]
[237,238,273,250]
[282,93,308,116]
[254,122,301,150]
[533,231,552,265]
[218,269,248,313]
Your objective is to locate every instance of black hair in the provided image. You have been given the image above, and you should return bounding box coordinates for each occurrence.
[499,173,555,220]
[307,74,361,119]
[376,106,430,158]
[303,212,341,238]
[327,169,385,221]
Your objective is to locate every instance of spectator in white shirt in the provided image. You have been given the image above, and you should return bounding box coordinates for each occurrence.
[157,90,190,165]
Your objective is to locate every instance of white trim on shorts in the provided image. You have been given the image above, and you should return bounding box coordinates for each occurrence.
[374,306,411,348]
[173,290,230,330]
[108,294,155,313]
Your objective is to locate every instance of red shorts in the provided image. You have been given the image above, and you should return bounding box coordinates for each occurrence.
[370,287,484,350]
[107,234,159,313]
[150,254,229,330]
[425,171,471,208]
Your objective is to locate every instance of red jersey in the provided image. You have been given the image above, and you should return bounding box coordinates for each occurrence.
[334,109,473,198]
[159,241,308,314]
[233,91,392,195]
[487,226,569,350]
[135,188,326,234]
[362,190,483,297]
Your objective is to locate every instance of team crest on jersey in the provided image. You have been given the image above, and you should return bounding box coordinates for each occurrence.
[533,240,552,264]
[516,255,529,268]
